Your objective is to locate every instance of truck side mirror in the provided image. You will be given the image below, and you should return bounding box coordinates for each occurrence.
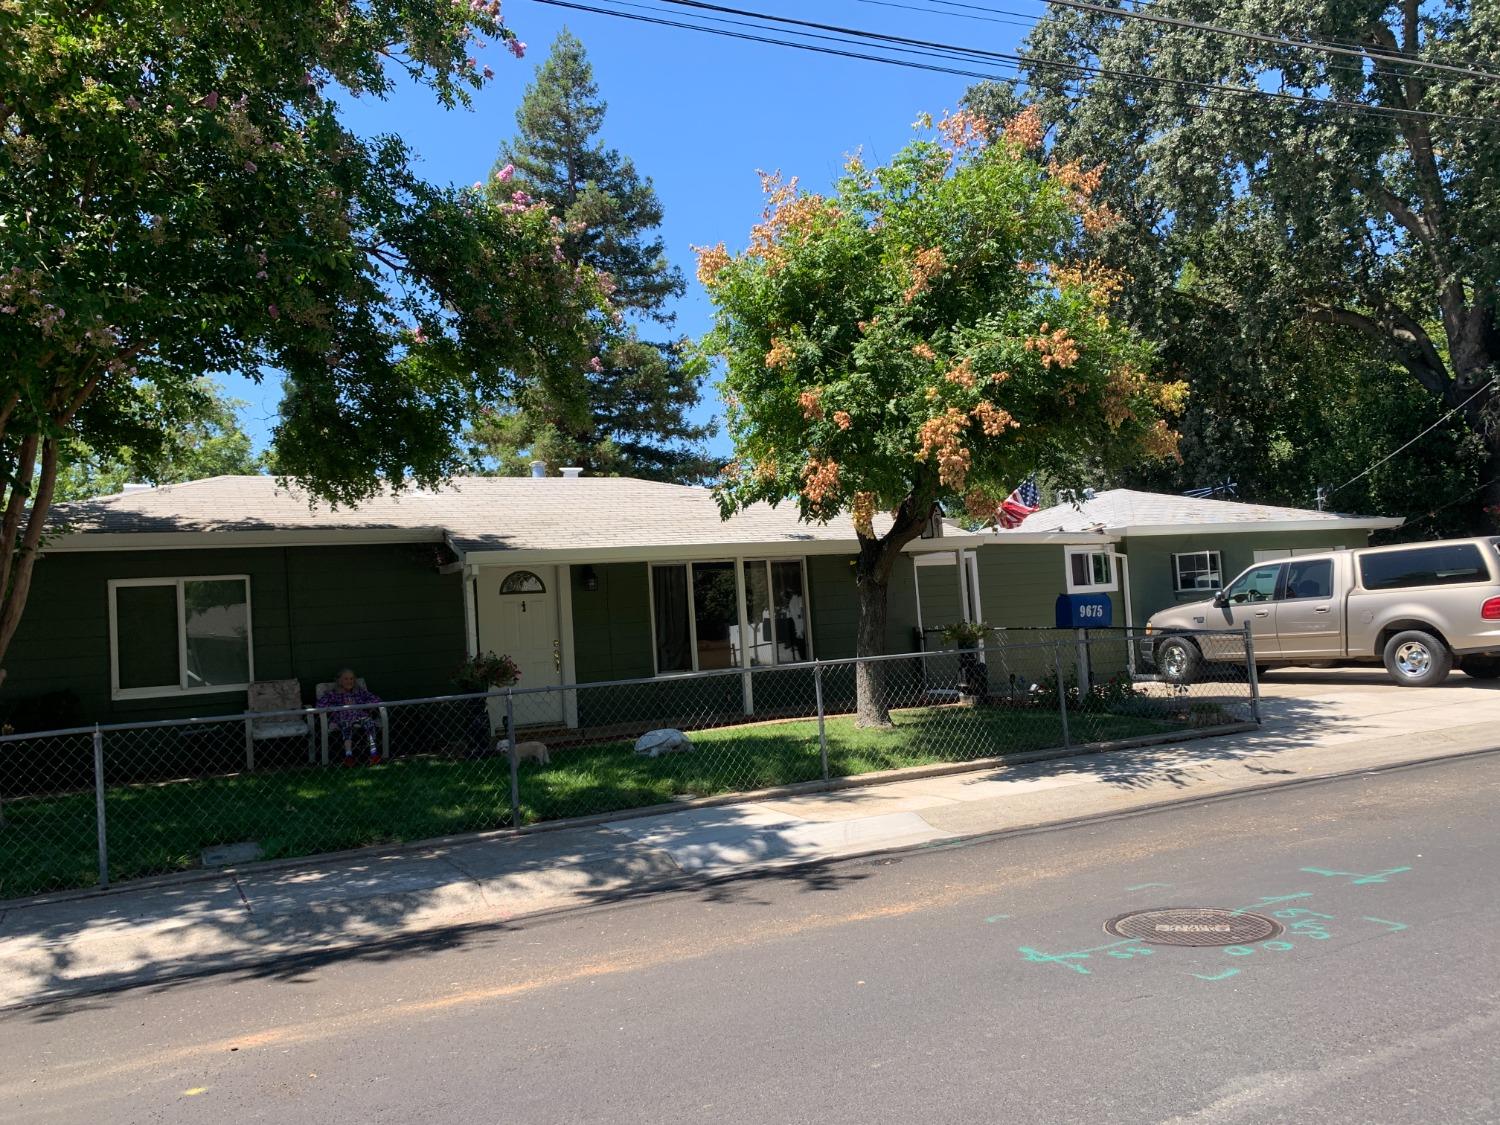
[1211,590,1228,608]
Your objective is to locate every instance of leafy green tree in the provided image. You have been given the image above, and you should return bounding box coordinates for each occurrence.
[0,1,603,687]
[472,30,714,481]
[53,378,264,503]
[701,110,1183,724]
[986,0,1500,525]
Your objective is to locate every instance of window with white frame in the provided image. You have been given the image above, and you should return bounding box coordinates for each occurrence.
[109,576,253,699]
[1065,548,1117,594]
[649,560,811,674]
[1172,550,1224,593]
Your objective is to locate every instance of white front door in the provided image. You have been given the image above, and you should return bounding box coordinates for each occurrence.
[477,566,564,729]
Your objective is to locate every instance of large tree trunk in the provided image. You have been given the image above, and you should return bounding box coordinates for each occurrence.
[853,552,893,727]
[852,504,930,727]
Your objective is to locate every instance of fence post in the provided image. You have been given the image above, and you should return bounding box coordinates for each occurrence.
[93,725,109,888]
[505,690,522,829]
[1054,648,1071,750]
[814,662,830,781]
[1243,622,1263,725]
[244,714,255,772]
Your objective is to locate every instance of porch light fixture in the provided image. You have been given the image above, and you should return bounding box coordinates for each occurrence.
[580,565,599,592]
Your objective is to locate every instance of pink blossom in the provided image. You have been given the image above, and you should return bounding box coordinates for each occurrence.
[412,325,428,344]
[243,160,257,173]
[124,95,139,110]
[0,306,15,315]
[511,190,532,205]
[203,91,219,109]
[495,163,515,182]
[268,304,279,319]
[507,39,526,58]
[482,65,494,80]
[588,356,604,373]
[466,56,477,69]
[473,180,483,191]
[489,0,501,14]
[303,71,316,87]
[256,270,268,280]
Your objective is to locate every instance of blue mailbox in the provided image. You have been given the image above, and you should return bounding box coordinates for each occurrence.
[1055,593,1112,629]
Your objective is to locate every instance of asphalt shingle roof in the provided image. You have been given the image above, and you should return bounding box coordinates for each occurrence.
[1002,488,1396,535]
[46,475,931,554]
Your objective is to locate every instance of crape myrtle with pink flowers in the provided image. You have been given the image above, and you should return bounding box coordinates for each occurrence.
[0,0,609,687]
[698,109,1188,725]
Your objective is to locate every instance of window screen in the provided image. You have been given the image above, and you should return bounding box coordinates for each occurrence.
[1359,544,1489,591]
[183,579,251,688]
[115,584,181,691]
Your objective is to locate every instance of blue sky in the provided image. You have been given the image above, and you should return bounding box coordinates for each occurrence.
[223,0,1034,460]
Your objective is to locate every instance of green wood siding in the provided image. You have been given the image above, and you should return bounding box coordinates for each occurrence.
[1121,528,1374,626]
[1,545,464,727]
[973,544,1120,629]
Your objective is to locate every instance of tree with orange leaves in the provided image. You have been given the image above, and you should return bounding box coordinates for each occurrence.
[699,110,1185,725]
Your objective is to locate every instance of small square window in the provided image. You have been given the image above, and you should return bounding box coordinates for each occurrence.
[1173,551,1223,593]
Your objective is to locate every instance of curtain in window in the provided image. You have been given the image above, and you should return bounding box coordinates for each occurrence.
[652,565,692,673]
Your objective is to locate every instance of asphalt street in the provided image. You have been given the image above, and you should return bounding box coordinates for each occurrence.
[3,751,1498,1124]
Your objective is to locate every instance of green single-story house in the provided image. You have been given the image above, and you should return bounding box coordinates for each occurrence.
[991,489,1405,628]
[2,476,1400,733]
[4,474,1105,731]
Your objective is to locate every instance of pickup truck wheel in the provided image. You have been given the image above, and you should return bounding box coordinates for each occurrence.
[1157,638,1201,685]
[1459,655,1500,680]
[1382,630,1452,687]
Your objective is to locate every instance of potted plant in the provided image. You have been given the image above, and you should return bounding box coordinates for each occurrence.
[940,622,992,703]
[453,652,521,753]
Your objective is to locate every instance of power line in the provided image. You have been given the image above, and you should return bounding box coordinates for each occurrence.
[645,0,1500,126]
[933,0,1500,85]
[1325,380,1496,503]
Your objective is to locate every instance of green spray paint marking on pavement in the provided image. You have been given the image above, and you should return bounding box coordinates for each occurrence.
[984,914,1012,923]
[1300,866,1411,885]
[1363,916,1409,933]
[1125,883,1171,891]
[1193,969,1240,981]
[1019,939,1134,975]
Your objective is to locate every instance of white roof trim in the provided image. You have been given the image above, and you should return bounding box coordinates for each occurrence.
[1112,517,1404,537]
[42,528,446,553]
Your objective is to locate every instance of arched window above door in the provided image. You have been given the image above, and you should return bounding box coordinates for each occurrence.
[499,570,546,595]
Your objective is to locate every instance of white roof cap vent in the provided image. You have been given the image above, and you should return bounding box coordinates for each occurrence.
[559,466,583,479]
[121,483,153,494]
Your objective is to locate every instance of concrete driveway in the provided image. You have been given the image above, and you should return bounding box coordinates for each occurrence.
[1254,666,1500,747]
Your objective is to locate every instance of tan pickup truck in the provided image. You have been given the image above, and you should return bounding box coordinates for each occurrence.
[1142,537,1500,687]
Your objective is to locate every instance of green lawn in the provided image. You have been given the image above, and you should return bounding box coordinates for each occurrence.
[0,704,1176,900]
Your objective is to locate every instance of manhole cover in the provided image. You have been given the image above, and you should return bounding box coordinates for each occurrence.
[1104,908,1282,947]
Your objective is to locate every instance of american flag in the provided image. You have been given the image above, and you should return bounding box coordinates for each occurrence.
[998,476,1040,528]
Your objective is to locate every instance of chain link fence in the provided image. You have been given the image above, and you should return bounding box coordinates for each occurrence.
[0,629,1258,900]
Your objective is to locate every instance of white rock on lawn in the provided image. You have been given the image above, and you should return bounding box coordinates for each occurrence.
[634,728,693,757]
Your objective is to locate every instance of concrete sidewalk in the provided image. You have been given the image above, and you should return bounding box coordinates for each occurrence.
[2,670,1497,1009]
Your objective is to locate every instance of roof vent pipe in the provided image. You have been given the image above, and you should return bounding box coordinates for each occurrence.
[530,460,547,479]
[560,467,583,479]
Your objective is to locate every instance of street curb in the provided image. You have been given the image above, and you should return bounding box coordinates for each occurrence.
[0,720,1255,912]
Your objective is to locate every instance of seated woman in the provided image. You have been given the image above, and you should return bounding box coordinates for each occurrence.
[317,669,383,765]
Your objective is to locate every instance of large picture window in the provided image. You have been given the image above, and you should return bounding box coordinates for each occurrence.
[109,577,253,699]
[649,560,812,674]
[1172,551,1223,593]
